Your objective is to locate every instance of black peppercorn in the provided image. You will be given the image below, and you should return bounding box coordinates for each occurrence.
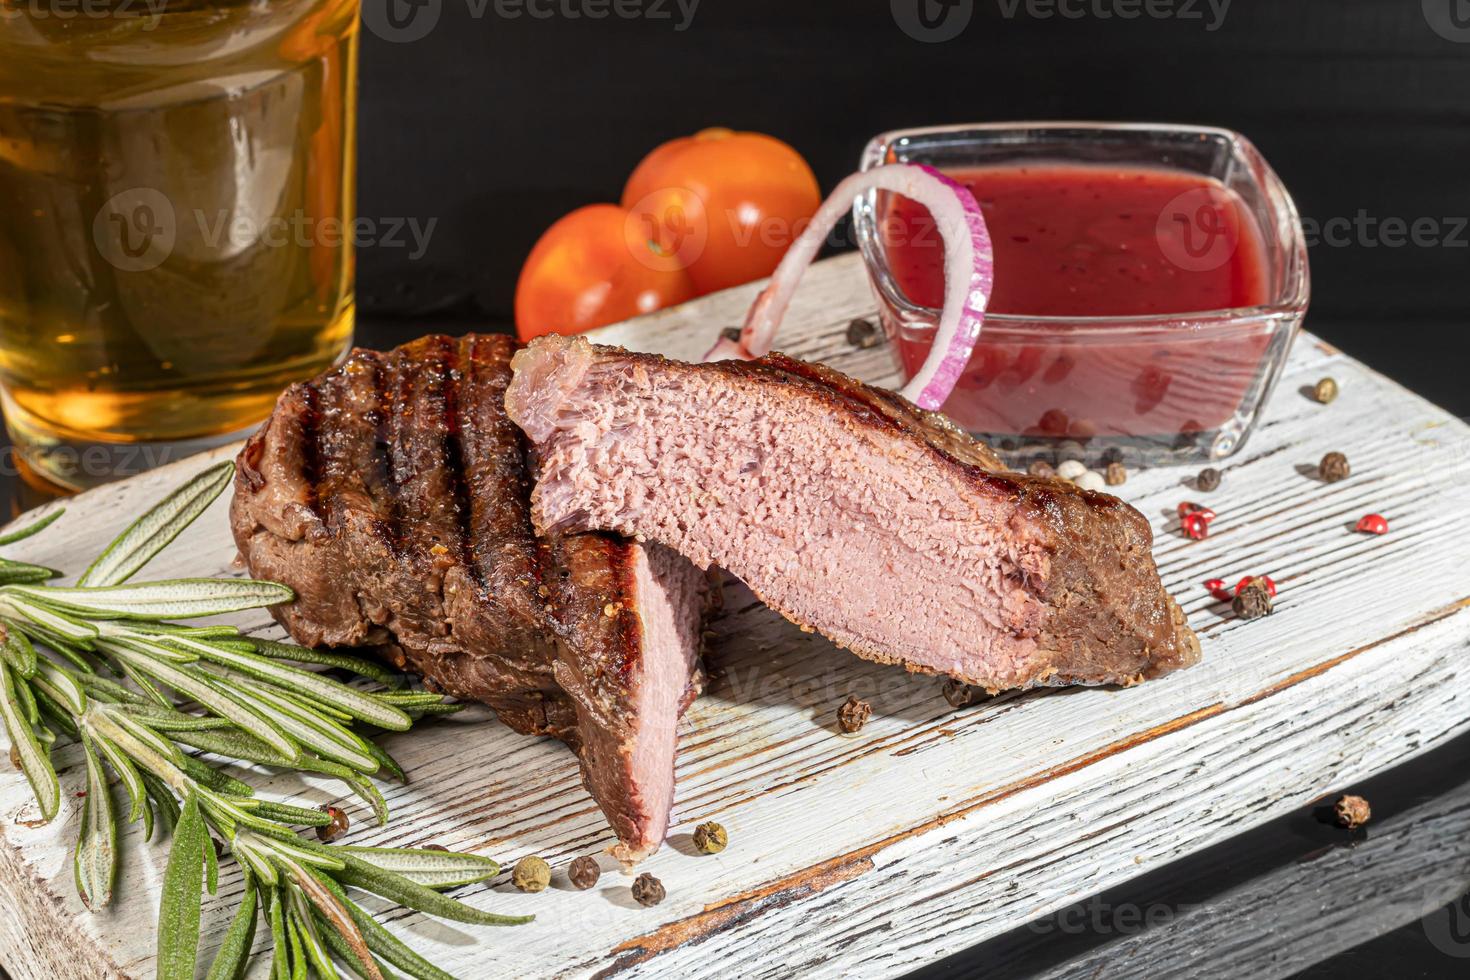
[568,855,601,890]
[1197,467,1221,492]
[316,805,350,843]
[942,678,977,708]
[631,872,665,907]
[846,318,881,349]
[1319,451,1350,483]
[837,695,872,734]
[1232,584,1273,620]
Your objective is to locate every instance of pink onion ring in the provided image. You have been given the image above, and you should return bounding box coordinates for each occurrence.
[705,163,993,411]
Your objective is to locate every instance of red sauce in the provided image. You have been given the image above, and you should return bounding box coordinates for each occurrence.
[881,164,1275,440]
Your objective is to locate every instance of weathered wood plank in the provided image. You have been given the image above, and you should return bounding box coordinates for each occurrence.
[1,253,1468,979]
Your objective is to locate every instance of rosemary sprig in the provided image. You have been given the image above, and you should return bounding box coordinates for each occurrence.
[0,462,529,979]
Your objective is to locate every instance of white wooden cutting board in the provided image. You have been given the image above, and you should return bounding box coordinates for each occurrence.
[2,253,1469,980]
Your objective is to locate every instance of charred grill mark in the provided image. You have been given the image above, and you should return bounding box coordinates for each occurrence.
[444,336,477,580]
[376,350,405,551]
[299,381,322,516]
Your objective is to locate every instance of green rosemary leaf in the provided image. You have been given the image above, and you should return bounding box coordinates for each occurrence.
[212,674,379,773]
[109,648,299,760]
[94,705,187,772]
[188,641,412,732]
[268,888,291,980]
[32,659,87,715]
[312,912,400,980]
[114,702,236,732]
[289,863,382,980]
[204,873,259,980]
[399,702,467,719]
[318,875,457,980]
[11,665,38,725]
[249,800,334,827]
[251,638,405,689]
[246,829,347,873]
[31,686,79,738]
[0,625,36,677]
[76,671,151,705]
[158,794,209,980]
[168,730,387,820]
[360,739,407,785]
[3,598,99,648]
[336,853,533,927]
[141,771,181,840]
[370,691,452,707]
[0,507,63,545]
[115,659,173,707]
[74,734,119,911]
[7,578,294,621]
[286,908,310,980]
[333,845,499,891]
[92,732,148,823]
[0,661,58,821]
[286,877,347,980]
[80,462,233,587]
[0,560,62,585]
[177,754,255,798]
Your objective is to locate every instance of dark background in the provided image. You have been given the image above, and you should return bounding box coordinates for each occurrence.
[354,0,1470,418]
[346,1,1470,975]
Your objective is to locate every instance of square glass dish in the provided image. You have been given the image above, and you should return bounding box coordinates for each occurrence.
[855,122,1310,465]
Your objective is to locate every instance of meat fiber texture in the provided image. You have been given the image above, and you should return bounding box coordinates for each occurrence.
[505,335,1200,694]
[230,334,710,863]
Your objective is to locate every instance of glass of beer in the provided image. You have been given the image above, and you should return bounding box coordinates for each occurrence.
[0,0,358,490]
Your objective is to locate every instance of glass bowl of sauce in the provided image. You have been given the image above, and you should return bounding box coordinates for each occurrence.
[855,123,1310,464]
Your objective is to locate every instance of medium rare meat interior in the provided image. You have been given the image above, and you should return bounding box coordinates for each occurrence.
[230,334,710,863]
[506,335,1200,693]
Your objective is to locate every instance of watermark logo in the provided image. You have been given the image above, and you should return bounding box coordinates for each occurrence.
[92,187,176,273]
[623,186,709,274]
[995,0,1230,31]
[362,0,699,43]
[1028,896,1201,935]
[1301,212,1468,250]
[92,190,437,270]
[891,0,974,42]
[1424,890,1470,957]
[1156,186,1238,273]
[361,0,442,43]
[1423,0,1470,42]
[0,0,166,30]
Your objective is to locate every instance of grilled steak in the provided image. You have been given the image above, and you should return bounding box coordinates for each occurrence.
[230,334,710,862]
[505,335,1200,693]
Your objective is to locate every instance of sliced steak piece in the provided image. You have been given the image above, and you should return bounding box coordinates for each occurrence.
[505,335,1200,693]
[230,334,708,862]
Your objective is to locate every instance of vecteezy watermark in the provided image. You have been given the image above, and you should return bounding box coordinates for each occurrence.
[1155,186,1241,273]
[891,0,975,43]
[1301,212,1469,249]
[92,188,437,270]
[998,0,1231,30]
[0,0,165,29]
[361,0,698,43]
[1028,896,1202,935]
[1424,889,1470,958]
[1423,0,1470,43]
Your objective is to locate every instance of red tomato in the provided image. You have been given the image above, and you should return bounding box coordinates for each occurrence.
[514,204,697,341]
[621,128,821,295]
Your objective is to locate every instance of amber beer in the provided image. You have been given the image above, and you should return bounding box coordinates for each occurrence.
[0,0,358,489]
